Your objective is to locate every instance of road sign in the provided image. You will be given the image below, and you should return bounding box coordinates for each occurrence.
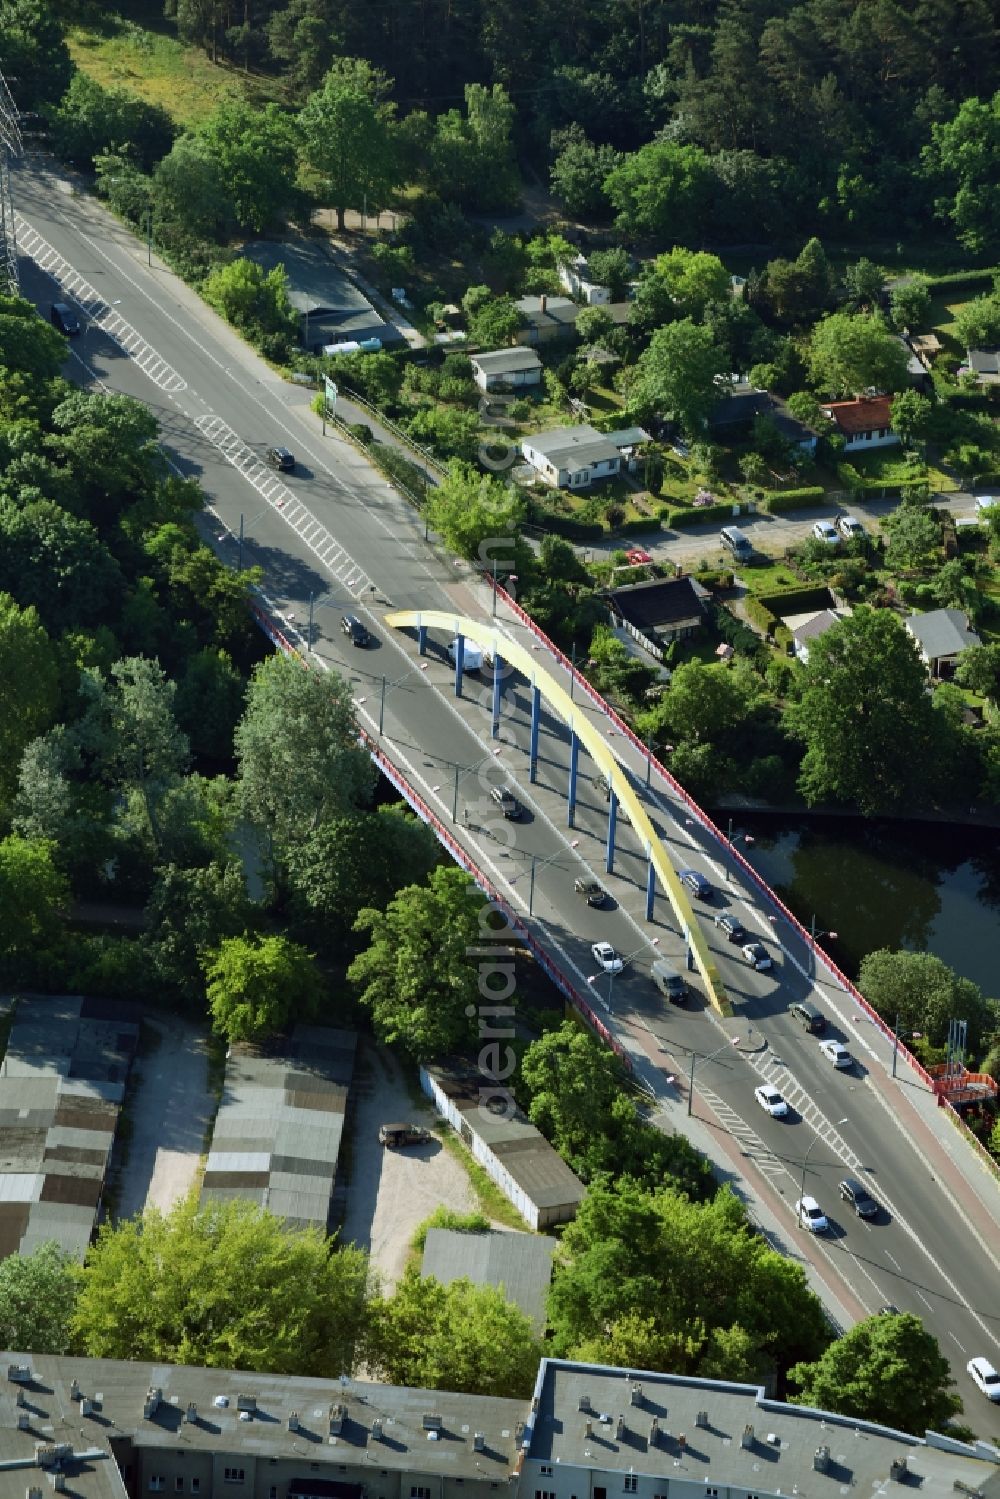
[324,376,338,409]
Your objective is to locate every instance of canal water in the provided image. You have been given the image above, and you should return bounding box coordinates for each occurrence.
[730,814,1000,996]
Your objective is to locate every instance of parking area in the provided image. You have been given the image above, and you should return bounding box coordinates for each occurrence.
[338,1040,476,1289]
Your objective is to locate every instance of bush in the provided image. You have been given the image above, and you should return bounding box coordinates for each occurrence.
[529,503,604,541]
[665,502,735,529]
[347,423,373,445]
[762,486,825,513]
[692,569,734,591]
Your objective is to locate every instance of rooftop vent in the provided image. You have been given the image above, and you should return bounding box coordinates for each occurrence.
[371,1420,383,1442]
[630,1384,643,1407]
[616,1416,625,1441]
[35,1446,71,1471]
[741,1424,754,1450]
[579,1394,592,1414]
[15,1389,25,1407]
[17,1413,30,1430]
[8,1365,32,1385]
[677,1434,686,1453]
[584,1420,592,1439]
[236,1395,256,1414]
[287,1413,299,1433]
[184,1404,197,1425]
[49,1477,65,1493]
[473,1433,485,1452]
[814,1444,831,1473]
[421,1414,443,1432]
[890,1456,908,1482]
[695,1411,708,1429]
[143,1387,162,1420]
[766,1432,780,1446]
[69,1381,80,1403]
[329,1403,348,1435]
[649,1418,659,1445]
[26,1486,43,1499]
[79,1399,93,1418]
[514,1422,525,1446]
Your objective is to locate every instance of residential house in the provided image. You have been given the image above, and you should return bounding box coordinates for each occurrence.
[514,294,631,345]
[558,254,612,304]
[896,335,932,390]
[820,395,899,451]
[968,347,1000,386]
[469,348,542,392]
[908,331,942,370]
[607,575,706,651]
[783,607,849,663]
[522,423,649,489]
[708,381,819,454]
[905,608,981,677]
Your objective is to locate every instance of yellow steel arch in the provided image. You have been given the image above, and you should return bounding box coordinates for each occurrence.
[385,609,732,1016]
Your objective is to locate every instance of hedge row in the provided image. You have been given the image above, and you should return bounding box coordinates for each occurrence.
[665,501,735,529]
[617,516,663,538]
[528,503,604,541]
[745,583,833,637]
[924,267,1000,293]
[761,486,825,513]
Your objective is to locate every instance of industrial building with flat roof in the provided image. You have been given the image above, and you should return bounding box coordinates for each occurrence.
[201,1026,356,1232]
[0,994,139,1262]
[419,1062,584,1230]
[421,1227,555,1333]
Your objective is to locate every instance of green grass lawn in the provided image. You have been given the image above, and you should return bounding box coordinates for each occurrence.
[739,559,810,597]
[67,16,283,126]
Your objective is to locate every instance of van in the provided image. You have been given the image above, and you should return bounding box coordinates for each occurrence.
[720,525,753,562]
[652,959,687,1005]
[789,1000,825,1033]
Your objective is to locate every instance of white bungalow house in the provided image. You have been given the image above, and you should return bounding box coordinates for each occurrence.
[558,254,612,305]
[522,423,649,489]
[905,609,981,678]
[819,395,899,452]
[470,348,543,393]
[782,607,850,663]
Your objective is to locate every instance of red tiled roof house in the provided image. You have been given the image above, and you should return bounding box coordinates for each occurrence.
[820,395,899,452]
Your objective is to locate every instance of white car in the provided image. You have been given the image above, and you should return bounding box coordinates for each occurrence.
[754,1084,788,1118]
[742,941,773,972]
[812,519,840,545]
[795,1195,829,1233]
[591,941,624,974]
[837,514,865,540]
[967,1357,1000,1401]
[448,637,483,671]
[819,1039,853,1070]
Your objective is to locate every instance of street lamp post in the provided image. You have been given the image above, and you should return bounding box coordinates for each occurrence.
[797,1119,849,1220]
[520,841,579,916]
[379,672,410,736]
[451,750,502,823]
[687,1039,735,1117]
[588,937,660,1016]
[725,817,755,881]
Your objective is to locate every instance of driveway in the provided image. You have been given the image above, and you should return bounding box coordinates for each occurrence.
[338,1040,476,1290]
[113,1016,215,1222]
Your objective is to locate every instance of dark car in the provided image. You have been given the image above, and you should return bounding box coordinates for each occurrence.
[714,912,747,943]
[839,1177,879,1219]
[789,1000,826,1034]
[341,613,370,646]
[378,1123,432,1148]
[490,785,520,819]
[678,868,713,900]
[574,876,607,907]
[51,302,80,336]
[266,444,295,472]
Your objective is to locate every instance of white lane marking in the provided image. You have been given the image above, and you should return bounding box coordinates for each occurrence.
[950,1332,968,1353]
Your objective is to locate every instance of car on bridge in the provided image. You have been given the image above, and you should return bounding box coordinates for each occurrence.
[574,876,607,907]
[754,1083,788,1118]
[819,1039,853,1069]
[795,1195,829,1233]
[678,868,713,900]
[591,941,624,974]
[714,912,747,943]
[51,301,80,336]
[742,941,772,972]
[448,637,483,671]
[839,1177,879,1218]
[967,1357,1000,1402]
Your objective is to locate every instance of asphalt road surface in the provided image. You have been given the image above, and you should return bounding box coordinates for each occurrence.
[13,157,1000,1428]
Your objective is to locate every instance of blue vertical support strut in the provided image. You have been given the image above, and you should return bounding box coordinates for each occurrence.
[529,685,540,784]
[685,926,695,971]
[567,729,579,827]
[418,624,428,656]
[454,634,464,697]
[491,651,502,739]
[646,856,656,921]
[605,791,618,873]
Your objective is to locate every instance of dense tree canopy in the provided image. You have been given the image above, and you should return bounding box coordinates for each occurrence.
[0,1241,78,1354]
[858,949,997,1052]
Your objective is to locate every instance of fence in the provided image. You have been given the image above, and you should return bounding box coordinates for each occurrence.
[335,382,447,477]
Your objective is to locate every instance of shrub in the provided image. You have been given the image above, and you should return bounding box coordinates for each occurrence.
[347,423,373,445]
[665,502,734,528]
[762,486,825,513]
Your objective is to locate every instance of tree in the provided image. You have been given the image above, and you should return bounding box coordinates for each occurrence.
[0,593,59,812]
[761,239,834,323]
[0,498,123,633]
[366,1266,541,1397]
[890,388,933,446]
[349,867,483,1058]
[175,648,245,763]
[202,259,299,347]
[0,836,69,985]
[890,276,932,332]
[842,257,885,310]
[646,659,761,744]
[299,59,398,230]
[0,293,74,385]
[146,860,256,1007]
[926,92,1000,253]
[858,949,996,1051]
[650,248,730,320]
[467,295,525,347]
[0,1241,78,1353]
[0,0,73,110]
[783,608,941,814]
[954,643,1000,701]
[73,1193,370,1375]
[151,134,233,239]
[575,306,615,345]
[604,141,714,243]
[790,1313,962,1433]
[197,101,299,232]
[585,247,632,300]
[204,933,322,1042]
[51,73,175,173]
[426,461,526,560]
[234,653,375,850]
[635,319,728,435]
[881,505,940,569]
[954,292,1000,352]
[405,404,481,462]
[549,125,619,218]
[522,1023,624,1160]
[809,312,910,396]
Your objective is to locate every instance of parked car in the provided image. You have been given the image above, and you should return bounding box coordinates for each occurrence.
[51,301,80,336]
[574,876,607,907]
[378,1123,431,1148]
[819,1039,853,1069]
[742,941,773,972]
[341,613,370,646]
[591,941,624,974]
[754,1084,788,1118]
[266,444,295,471]
[795,1195,829,1233]
[967,1358,1000,1402]
[837,514,865,540]
[678,868,713,900]
[839,1178,878,1218]
[714,912,747,943]
[448,637,483,671]
[490,785,520,819]
[812,519,840,545]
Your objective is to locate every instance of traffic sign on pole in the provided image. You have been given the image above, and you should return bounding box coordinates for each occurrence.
[324,376,338,409]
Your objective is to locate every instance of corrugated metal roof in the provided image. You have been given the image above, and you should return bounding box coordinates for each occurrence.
[205,1150,272,1174]
[422,1228,555,1333]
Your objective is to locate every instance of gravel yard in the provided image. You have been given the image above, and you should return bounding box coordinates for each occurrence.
[338,1040,476,1289]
